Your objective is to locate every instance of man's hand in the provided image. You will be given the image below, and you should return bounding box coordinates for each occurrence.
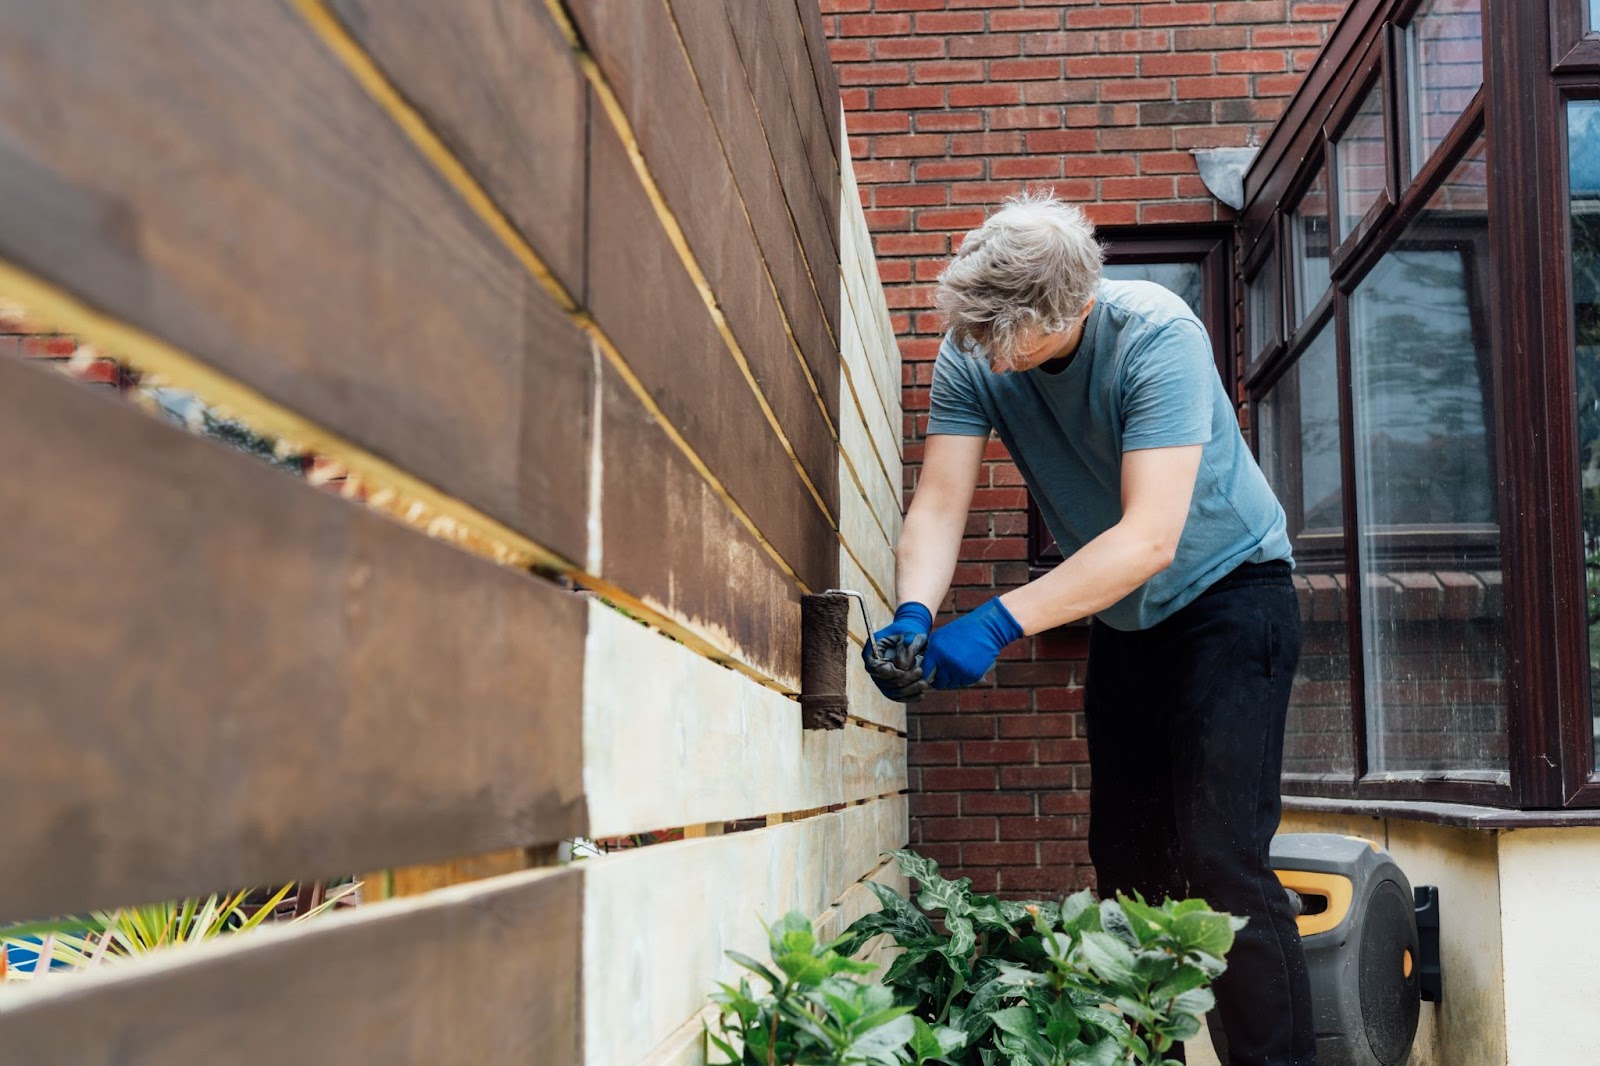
[863,602,934,702]
[923,597,1024,689]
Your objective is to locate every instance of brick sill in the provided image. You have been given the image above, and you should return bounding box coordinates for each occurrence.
[1284,794,1600,830]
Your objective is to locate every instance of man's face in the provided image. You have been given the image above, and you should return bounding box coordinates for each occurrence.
[989,299,1097,374]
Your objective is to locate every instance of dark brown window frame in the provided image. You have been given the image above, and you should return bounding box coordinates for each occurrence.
[1025,229,1234,581]
[1243,0,1600,810]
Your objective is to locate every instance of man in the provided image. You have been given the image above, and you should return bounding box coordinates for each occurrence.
[865,192,1314,1066]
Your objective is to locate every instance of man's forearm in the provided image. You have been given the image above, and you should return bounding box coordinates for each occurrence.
[998,521,1174,635]
[894,500,969,615]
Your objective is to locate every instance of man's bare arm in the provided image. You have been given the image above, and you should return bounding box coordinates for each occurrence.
[895,433,987,613]
[999,444,1203,634]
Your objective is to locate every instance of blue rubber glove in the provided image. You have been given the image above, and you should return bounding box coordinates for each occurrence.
[924,597,1024,690]
[863,602,934,702]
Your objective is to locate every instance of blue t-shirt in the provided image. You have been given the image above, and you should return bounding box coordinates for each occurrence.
[928,278,1293,631]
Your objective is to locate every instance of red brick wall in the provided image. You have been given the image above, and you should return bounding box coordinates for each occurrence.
[822,0,1349,897]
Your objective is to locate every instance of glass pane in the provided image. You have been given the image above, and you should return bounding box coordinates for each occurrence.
[1349,133,1505,776]
[1335,76,1388,239]
[1290,168,1332,326]
[1103,261,1203,319]
[1405,0,1483,179]
[1258,324,1355,777]
[1570,101,1600,771]
[1247,245,1279,359]
[1593,0,1600,32]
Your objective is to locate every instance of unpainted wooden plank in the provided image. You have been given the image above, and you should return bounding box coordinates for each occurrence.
[0,867,582,1065]
[839,371,904,549]
[0,359,585,925]
[813,859,911,946]
[666,0,840,423]
[596,359,804,689]
[847,645,909,735]
[839,468,896,607]
[720,0,842,342]
[840,148,906,439]
[588,118,838,596]
[584,601,905,839]
[583,795,910,1065]
[325,0,588,299]
[0,2,592,564]
[566,0,838,522]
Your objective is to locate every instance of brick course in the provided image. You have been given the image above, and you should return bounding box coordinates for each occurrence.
[824,0,1349,898]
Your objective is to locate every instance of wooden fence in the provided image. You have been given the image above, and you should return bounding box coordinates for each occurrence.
[0,1,907,1062]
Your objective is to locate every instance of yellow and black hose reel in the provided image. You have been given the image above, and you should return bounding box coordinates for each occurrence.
[1208,833,1441,1066]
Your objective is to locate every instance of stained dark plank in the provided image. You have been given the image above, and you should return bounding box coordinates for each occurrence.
[325,0,588,300]
[721,0,843,339]
[0,867,582,1066]
[598,359,806,690]
[760,0,843,239]
[664,0,840,425]
[588,115,838,595]
[0,2,592,565]
[565,0,839,520]
[0,358,586,924]
[791,0,843,160]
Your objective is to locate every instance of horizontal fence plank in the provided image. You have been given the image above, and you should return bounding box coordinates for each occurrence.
[794,0,844,161]
[583,602,906,839]
[848,642,910,735]
[324,0,588,297]
[584,795,910,1066]
[567,0,840,483]
[0,867,582,1065]
[596,360,803,689]
[665,0,840,422]
[588,114,837,595]
[759,0,842,249]
[840,384,905,552]
[0,1,593,564]
[840,148,906,441]
[0,359,585,924]
[719,0,841,344]
[839,461,897,606]
[813,858,910,946]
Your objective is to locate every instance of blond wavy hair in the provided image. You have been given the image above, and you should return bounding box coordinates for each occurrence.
[935,191,1106,369]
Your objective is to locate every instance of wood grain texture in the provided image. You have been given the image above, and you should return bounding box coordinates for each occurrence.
[583,601,906,839]
[596,358,805,688]
[0,1,592,565]
[665,0,841,422]
[791,0,843,161]
[719,0,843,342]
[568,0,839,529]
[325,0,588,298]
[588,117,838,595]
[0,867,582,1065]
[583,795,910,1065]
[0,359,585,924]
[759,0,843,245]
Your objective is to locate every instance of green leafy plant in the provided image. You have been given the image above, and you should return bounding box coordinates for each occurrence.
[2,881,359,981]
[834,851,1244,1066]
[706,911,967,1065]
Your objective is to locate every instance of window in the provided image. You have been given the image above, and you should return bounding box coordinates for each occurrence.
[1570,100,1600,770]
[1289,167,1332,328]
[1246,242,1280,364]
[1258,322,1356,778]
[1405,0,1484,179]
[1347,133,1505,777]
[1334,75,1389,240]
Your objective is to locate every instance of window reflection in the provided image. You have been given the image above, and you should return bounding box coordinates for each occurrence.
[1291,168,1332,327]
[1569,101,1600,770]
[1258,324,1355,777]
[1349,132,1506,776]
[1247,246,1279,360]
[1335,77,1388,239]
[1103,261,1202,316]
[1405,0,1482,179]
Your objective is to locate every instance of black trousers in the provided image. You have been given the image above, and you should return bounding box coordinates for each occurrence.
[1085,561,1316,1066]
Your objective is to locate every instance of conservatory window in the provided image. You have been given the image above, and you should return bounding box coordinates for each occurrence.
[1404,0,1483,179]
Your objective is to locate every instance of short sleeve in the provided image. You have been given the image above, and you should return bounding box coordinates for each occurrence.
[927,336,992,437]
[1119,320,1215,452]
